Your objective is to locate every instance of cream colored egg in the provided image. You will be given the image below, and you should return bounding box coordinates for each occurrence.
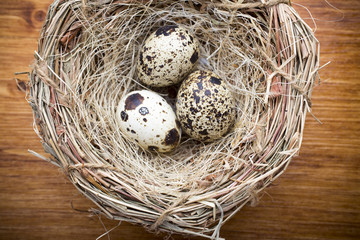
[176,70,235,142]
[137,25,200,87]
[117,90,181,152]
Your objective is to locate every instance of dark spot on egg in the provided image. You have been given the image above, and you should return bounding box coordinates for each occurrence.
[190,51,199,64]
[199,129,209,135]
[131,129,136,134]
[197,71,207,80]
[146,55,153,62]
[214,89,219,93]
[139,107,149,115]
[155,25,178,37]
[197,82,203,90]
[148,146,159,152]
[164,128,180,146]
[189,35,194,43]
[205,90,211,96]
[186,118,193,130]
[146,67,153,76]
[120,111,128,121]
[179,32,186,40]
[189,107,198,114]
[210,76,222,85]
[143,118,147,122]
[125,93,144,110]
[167,59,173,63]
[193,90,200,104]
[139,52,144,65]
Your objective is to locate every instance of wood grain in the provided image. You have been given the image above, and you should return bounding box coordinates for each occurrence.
[0,0,359,239]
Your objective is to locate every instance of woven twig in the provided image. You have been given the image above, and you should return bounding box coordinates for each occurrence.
[27,0,319,239]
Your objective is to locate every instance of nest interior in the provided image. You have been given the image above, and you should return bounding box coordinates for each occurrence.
[28,0,319,239]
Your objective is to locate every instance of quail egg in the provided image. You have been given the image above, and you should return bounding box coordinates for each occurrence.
[117,90,181,153]
[137,25,200,87]
[176,70,235,142]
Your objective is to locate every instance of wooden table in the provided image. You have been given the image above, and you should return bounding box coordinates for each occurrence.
[1,0,359,239]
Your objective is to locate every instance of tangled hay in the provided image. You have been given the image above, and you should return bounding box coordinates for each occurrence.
[27,0,319,239]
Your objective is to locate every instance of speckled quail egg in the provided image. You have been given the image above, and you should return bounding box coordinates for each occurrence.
[116,90,181,153]
[137,25,200,87]
[176,70,235,142]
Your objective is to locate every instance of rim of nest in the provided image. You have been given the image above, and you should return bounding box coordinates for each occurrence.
[27,0,319,239]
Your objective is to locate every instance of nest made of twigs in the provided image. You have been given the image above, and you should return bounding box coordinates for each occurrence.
[27,0,319,239]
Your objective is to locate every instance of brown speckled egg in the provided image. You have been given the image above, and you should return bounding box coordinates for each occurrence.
[116,90,181,153]
[176,70,235,142]
[137,25,200,87]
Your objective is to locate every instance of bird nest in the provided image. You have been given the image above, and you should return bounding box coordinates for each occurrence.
[27,0,319,239]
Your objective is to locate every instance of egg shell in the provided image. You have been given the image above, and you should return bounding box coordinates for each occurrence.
[116,90,181,153]
[137,25,200,87]
[176,70,235,142]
